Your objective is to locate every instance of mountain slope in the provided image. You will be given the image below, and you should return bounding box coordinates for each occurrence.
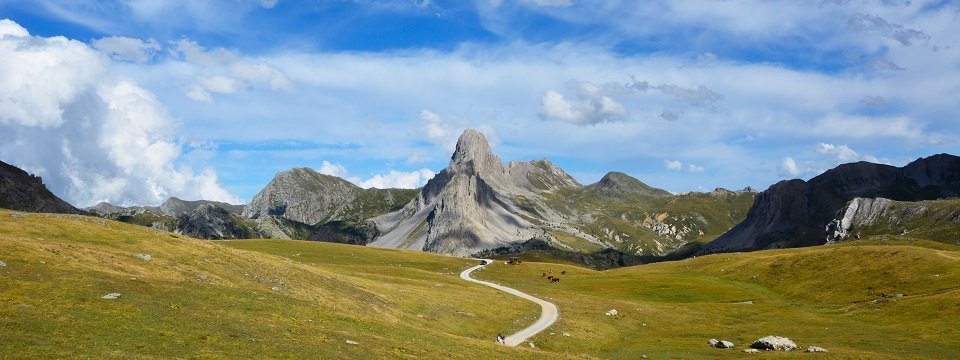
[0,209,542,359]
[0,160,85,215]
[700,154,960,254]
[370,129,755,258]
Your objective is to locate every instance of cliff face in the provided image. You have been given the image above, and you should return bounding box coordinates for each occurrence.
[0,160,85,215]
[699,154,960,254]
[369,129,552,256]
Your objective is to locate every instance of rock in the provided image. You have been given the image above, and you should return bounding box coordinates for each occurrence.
[751,336,798,351]
[134,253,152,261]
[605,309,618,316]
[742,348,760,353]
[895,293,905,298]
[528,342,536,348]
[806,346,829,353]
[562,332,571,337]
[717,340,735,349]
[0,160,87,215]
[708,339,719,346]
[101,293,121,300]
[0,260,6,267]
[641,355,648,359]
[345,340,358,345]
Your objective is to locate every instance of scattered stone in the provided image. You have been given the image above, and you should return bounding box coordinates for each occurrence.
[641,355,648,359]
[345,340,358,345]
[528,342,536,348]
[0,260,6,267]
[717,340,735,349]
[708,339,719,346]
[101,293,121,300]
[733,300,754,305]
[605,309,618,316]
[11,213,26,218]
[806,346,829,353]
[134,253,152,261]
[751,336,798,351]
[743,348,760,353]
[895,293,905,298]
[271,286,281,292]
[562,332,571,337]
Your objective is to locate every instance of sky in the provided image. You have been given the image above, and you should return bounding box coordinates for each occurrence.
[0,0,958,207]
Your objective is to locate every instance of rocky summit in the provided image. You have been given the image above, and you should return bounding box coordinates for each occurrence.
[0,160,86,215]
[699,154,960,255]
[369,129,755,258]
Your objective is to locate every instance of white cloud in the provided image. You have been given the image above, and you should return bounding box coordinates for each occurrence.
[781,157,801,177]
[318,160,349,178]
[92,36,160,63]
[816,143,859,163]
[0,19,29,38]
[260,0,279,9]
[169,39,293,103]
[359,169,435,189]
[526,0,572,7]
[316,160,434,189]
[665,160,704,173]
[0,19,237,207]
[538,86,628,126]
[664,160,683,171]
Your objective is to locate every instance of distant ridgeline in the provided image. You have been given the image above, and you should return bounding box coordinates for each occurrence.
[5,138,957,269]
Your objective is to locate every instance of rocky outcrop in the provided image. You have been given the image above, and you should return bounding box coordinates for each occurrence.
[243,168,362,225]
[159,197,243,217]
[825,197,893,242]
[0,160,85,215]
[175,204,256,240]
[370,129,550,256]
[750,336,798,351]
[700,154,960,255]
[586,172,671,200]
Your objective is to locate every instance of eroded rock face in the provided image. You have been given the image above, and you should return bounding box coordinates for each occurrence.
[0,160,85,215]
[176,204,255,240]
[370,130,552,256]
[825,197,893,243]
[700,154,960,255]
[243,168,361,225]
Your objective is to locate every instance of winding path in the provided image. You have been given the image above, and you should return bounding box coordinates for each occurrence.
[459,259,559,347]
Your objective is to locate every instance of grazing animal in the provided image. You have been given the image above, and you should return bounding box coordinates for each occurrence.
[561,271,566,275]
[541,272,546,277]
[546,276,554,281]
[551,278,560,283]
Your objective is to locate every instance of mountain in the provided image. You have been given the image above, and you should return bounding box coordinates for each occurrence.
[158,197,244,217]
[825,197,960,245]
[369,129,559,256]
[585,171,672,200]
[175,203,258,240]
[699,154,960,255]
[369,129,755,258]
[87,197,250,239]
[0,160,85,215]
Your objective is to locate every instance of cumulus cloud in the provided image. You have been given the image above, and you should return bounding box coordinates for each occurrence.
[781,157,801,177]
[316,160,434,189]
[816,143,859,162]
[629,79,724,108]
[538,81,629,125]
[358,169,435,189]
[848,13,930,46]
[664,160,704,173]
[92,36,160,63]
[170,39,293,102]
[0,19,237,206]
[318,160,349,178]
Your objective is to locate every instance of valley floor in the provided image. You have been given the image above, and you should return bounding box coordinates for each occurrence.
[2,209,959,359]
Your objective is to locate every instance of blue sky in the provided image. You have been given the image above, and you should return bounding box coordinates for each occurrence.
[1,0,958,206]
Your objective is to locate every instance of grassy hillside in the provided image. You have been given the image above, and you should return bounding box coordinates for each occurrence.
[475,237,960,359]
[4,208,958,359]
[0,210,548,359]
[846,198,960,245]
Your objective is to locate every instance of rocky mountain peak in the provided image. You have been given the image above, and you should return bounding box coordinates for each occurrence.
[588,171,671,199]
[449,129,505,177]
[0,160,85,215]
